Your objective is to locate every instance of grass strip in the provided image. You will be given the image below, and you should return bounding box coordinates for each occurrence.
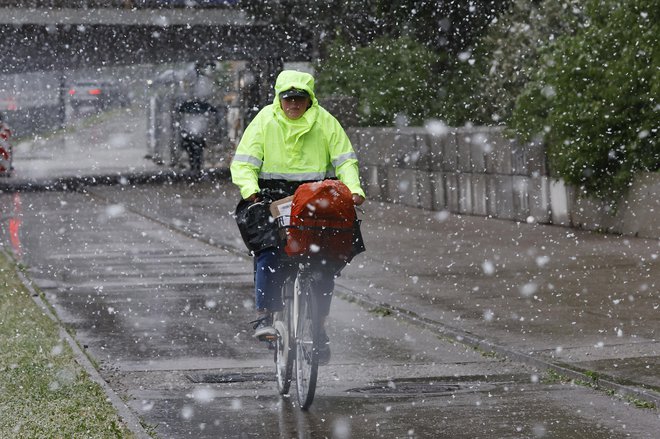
[0,252,133,438]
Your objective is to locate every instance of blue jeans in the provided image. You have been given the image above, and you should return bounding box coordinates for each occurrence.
[254,248,339,317]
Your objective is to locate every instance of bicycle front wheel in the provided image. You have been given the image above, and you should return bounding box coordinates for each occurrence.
[273,284,294,395]
[294,277,319,410]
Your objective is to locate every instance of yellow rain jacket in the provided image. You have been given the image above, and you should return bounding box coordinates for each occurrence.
[230,70,365,199]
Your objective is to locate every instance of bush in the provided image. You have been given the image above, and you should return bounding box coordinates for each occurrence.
[509,0,659,201]
[315,36,443,126]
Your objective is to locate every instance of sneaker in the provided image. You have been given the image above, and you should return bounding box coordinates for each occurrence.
[251,314,277,341]
[317,328,331,366]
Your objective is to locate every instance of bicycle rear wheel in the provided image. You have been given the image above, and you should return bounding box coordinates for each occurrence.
[294,277,319,410]
[273,284,294,395]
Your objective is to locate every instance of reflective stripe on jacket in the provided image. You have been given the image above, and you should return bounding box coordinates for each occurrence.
[230,70,365,200]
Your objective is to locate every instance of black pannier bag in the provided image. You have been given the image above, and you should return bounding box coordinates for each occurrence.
[351,219,366,260]
[234,198,280,253]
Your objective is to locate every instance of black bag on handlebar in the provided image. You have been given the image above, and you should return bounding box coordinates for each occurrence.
[234,198,281,254]
[352,219,366,259]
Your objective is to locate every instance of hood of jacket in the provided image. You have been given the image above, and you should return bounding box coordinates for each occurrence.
[273,70,318,107]
[272,70,320,146]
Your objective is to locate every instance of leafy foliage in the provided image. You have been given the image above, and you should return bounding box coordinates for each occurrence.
[240,0,510,54]
[243,0,511,127]
[315,36,442,126]
[246,0,658,201]
[439,0,586,126]
[509,0,659,200]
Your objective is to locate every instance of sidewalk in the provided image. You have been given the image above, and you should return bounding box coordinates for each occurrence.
[2,110,659,410]
[339,200,660,406]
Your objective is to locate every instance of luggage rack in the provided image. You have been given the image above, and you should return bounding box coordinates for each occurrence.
[276,215,355,231]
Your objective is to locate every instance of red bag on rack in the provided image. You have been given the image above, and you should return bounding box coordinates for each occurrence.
[285,180,356,261]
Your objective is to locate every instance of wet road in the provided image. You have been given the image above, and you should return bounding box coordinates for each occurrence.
[2,183,658,438]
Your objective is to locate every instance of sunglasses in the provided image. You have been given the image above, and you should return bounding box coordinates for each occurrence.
[281,95,309,103]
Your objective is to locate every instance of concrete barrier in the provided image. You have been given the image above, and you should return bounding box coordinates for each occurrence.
[349,126,659,239]
[619,173,660,238]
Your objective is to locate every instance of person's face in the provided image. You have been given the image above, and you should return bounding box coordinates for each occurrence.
[280,96,310,120]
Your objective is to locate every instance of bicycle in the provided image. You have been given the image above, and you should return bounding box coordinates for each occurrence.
[272,211,363,410]
[237,181,364,409]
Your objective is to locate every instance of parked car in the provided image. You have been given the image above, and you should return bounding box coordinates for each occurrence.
[68,79,129,114]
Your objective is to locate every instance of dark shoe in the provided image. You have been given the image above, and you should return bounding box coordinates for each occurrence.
[250,314,277,341]
[317,328,331,366]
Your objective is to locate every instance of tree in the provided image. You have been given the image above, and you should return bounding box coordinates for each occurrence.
[315,36,442,126]
[239,0,511,63]
[240,1,514,126]
[509,0,659,201]
[438,0,586,126]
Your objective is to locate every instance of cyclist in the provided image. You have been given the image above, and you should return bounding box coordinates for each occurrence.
[230,70,365,364]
